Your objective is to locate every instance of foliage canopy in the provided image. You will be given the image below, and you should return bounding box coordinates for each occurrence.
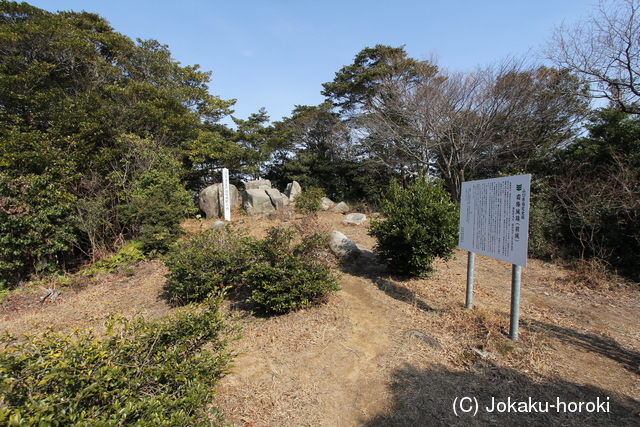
[0,2,231,286]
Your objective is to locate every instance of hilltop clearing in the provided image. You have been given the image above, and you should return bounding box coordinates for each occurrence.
[2,211,639,426]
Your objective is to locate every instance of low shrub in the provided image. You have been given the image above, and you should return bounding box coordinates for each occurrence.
[0,302,233,426]
[164,223,339,313]
[369,177,459,276]
[163,227,256,304]
[294,186,325,214]
[81,240,145,277]
[243,226,340,314]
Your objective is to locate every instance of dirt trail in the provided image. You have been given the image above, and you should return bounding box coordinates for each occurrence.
[214,257,405,426]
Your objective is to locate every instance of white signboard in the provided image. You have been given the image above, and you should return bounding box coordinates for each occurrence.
[222,168,231,221]
[459,174,530,267]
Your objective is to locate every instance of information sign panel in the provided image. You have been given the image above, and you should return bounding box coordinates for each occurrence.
[458,174,530,267]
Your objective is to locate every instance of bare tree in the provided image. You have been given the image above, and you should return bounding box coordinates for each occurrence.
[358,58,588,201]
[546,0,640,114]
[550,154,640,260]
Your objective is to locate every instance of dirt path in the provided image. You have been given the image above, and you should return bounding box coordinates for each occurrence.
[213,257,405,426]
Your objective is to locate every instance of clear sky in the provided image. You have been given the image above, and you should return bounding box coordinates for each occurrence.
[29,0,596,124]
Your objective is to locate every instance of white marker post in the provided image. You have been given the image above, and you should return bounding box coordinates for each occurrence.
[458,174,531,340]
[222,168,231,221]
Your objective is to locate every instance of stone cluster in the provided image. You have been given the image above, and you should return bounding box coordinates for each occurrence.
[198,179,301,218]
[198,178,375,262]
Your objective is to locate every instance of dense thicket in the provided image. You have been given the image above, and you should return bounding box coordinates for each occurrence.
[0,2,234,286]
[265,103,393,203]
[549,109,640,280]
[321,46,590,201]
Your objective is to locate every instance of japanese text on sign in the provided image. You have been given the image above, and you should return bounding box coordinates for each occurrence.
[458,175,530,267]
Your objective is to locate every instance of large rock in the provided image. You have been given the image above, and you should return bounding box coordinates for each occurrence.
[321,197,335,211]
[245,179,272,190]
[332,201,350,213]
[285,181,302,201]
[342,213,367,226]
[266,188,286,211]
[329,231,360,260]
[243,189,274,215]
[199,183,239,219]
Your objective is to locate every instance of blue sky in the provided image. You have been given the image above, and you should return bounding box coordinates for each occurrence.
[30,0,596,124]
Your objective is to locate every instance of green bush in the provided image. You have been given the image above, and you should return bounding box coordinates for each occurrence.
[294,186,325,214]
[164,223,340,314]
[81,240,145,277]
[243,226,340,314]
[0,302,232,426]
[116,138,197,254]
[0,171,78,289]
[527,178,565,260]
[163,227,256,304]
[369,177,459,276]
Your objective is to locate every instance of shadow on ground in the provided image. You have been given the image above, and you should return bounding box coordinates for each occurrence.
[524,318,640,375]
[363,361,640,426]
[340,251,435,312]
[339,251,640,426]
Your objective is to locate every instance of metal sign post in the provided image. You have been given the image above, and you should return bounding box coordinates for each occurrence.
[510,264,522,340]
[459,174,531,340]
[465,251,475,309]
[222,168,231,221]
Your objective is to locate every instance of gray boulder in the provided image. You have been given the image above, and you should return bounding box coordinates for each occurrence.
[199,183,239,219]
[342,213,367,226]
[321,197,335,211]
[285,181,302,201]
[243,189,274,215]
[266,188,286,211]
[245,179,272,190]
[332,201,350,213]
[329,231,360,260]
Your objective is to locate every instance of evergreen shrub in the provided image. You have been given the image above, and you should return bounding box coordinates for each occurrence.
[0,303,232,426]
[369,177,459,276]
[81,240,145,277]
[243,226,340,314]
[163,227,256,304]
[294,186,325,214]
[116,141,197,254]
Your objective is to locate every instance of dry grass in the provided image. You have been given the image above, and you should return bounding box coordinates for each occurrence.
[1,209,639,426]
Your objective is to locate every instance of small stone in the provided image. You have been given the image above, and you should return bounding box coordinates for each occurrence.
[342,213,366,226]
[472,348,495,359]
[211,220,226,229]
[404,330,442,350]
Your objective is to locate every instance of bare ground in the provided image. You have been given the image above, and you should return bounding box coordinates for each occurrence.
[1,211,639,426]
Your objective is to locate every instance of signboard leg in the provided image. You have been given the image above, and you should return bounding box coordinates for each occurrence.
[465,252,475,309]
[509,264,521,341]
